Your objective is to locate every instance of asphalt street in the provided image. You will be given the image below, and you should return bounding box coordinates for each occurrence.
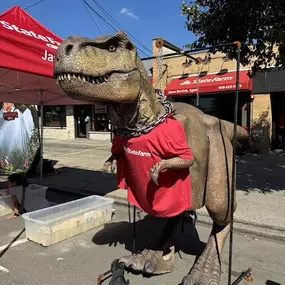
[0,205,284,285]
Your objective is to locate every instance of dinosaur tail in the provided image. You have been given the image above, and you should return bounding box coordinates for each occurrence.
[221,120,249,142]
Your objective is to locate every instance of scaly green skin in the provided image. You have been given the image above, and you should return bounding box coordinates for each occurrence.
[54,32,249,285]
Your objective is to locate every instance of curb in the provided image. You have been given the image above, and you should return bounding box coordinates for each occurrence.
[194,212,285,243]
[104,191,285,243]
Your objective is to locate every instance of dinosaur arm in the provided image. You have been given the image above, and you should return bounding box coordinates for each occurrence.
[149,119,194,185]
[150,157,194,185]
[159,157,194,170]
[102,135,123,172]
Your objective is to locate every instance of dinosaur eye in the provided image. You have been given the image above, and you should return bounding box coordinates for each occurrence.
[108,45,116,52]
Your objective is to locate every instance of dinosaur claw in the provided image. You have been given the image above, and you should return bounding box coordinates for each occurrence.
[149,171,159,185]
[152,177,159,185]
[143,259,155,274]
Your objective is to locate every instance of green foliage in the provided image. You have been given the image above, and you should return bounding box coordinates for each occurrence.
[181,0,285,73]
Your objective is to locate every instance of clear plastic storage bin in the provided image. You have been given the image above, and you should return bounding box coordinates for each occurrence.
[0,189,13,217]
[22,195,114,246]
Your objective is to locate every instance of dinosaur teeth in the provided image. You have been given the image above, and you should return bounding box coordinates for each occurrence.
[56,73,110,84]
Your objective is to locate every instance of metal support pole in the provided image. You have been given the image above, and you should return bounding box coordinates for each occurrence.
[155,38,199,63]
[141,41,237,62]
[228,42,241,285]
[39,89,44,182]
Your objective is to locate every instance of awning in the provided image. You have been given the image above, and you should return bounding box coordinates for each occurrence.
[165,70,252,96]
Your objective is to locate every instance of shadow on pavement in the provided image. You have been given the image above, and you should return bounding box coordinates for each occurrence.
[266,281,281,285]
[29,167,117,197]
[3,153,285,198]
[236,153,285,193]
[26,153,285,195]
[92,215,206,258]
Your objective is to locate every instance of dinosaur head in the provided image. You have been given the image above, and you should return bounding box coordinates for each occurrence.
[54,31,149,104]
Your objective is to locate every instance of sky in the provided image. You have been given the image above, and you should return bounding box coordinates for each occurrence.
[0,0,197,58]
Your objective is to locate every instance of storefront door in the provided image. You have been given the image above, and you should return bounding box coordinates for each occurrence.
[74,105,92,138]
[271,93,285,150]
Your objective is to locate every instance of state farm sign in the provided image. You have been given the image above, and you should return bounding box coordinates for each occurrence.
[0,20,61,62]
[180,76,234,86]
[0,21,60,50]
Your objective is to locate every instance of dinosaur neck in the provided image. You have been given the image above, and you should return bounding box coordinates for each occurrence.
[107,86,165,131]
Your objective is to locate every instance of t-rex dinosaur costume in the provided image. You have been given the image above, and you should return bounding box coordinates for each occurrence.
[54,31,248,285]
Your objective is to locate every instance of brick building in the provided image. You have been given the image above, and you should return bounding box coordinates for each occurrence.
[152,38,285,153]
[42,37,285,152]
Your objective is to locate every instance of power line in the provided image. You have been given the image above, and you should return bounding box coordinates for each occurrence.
[80,0,150,57]
[82,0,149,57]
[81,0,103,35]
[82,0,117,33]
[24,0,45,10]
[91,0,152,56]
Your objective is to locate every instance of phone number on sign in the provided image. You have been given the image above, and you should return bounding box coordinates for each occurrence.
[218,84,242,90]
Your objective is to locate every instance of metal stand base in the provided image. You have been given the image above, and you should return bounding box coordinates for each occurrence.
[232,267,254,285]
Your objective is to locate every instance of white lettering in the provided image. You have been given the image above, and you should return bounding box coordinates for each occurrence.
[46,43,59,50]
[0,21,61,49]
[180,76,234,86]
[42,49,55,62]
[180,80,191,86]
[0,21,13,30]
[124,147,151,157]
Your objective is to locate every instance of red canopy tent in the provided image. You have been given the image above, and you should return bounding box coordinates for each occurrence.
[0,6,87,179]
[0,5,85,105]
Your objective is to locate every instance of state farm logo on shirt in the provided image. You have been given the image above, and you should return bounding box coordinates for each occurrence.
[0,21,60,50]
[124,147,151,157]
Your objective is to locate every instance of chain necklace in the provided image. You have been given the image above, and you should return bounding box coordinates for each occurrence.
[113,91,174,138]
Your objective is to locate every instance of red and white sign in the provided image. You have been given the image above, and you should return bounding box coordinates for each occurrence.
[164,71,252,96]
[0,6,62,78]
[0,6,87,105]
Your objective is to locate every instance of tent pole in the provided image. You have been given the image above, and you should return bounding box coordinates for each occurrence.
[39,89,44,181]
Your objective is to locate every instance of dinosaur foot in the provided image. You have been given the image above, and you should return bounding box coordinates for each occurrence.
[181,244,221,285]
[119,246,175,275]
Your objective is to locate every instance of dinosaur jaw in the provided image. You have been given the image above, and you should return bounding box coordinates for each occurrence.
[55,69,140,103]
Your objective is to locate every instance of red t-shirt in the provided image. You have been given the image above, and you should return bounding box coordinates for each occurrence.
[112,116,194,218]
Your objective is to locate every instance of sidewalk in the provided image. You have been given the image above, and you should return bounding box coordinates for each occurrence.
[1,138,285,241]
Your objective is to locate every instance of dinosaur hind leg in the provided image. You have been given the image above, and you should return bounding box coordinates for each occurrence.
[182,118,235,285]
[182,223,230,285]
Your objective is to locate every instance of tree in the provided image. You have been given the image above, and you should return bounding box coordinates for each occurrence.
[181,0,285,73]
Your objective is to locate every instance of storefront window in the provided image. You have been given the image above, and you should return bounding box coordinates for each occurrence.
[173,96,216,115]
[172,92,251,127]
[92,105,111,132]
[43,106,66,128]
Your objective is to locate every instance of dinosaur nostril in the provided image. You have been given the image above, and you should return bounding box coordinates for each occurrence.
[65,44,73,56]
